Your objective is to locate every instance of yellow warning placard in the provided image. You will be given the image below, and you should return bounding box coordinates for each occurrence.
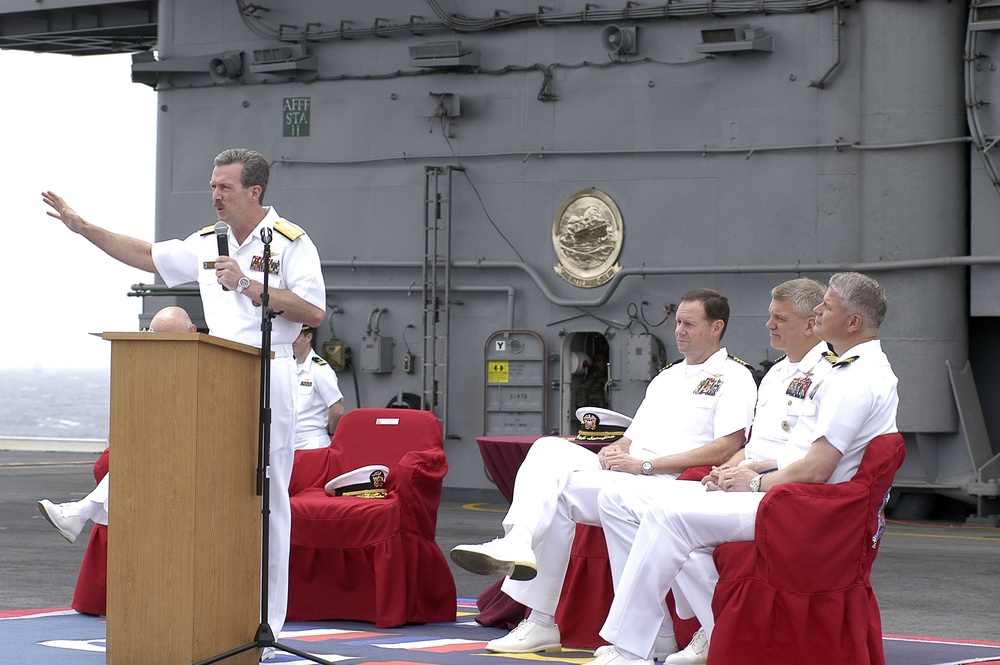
[488,360,509,383]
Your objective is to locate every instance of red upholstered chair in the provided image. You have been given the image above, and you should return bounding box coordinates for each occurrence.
[709,432,906,665]
[72,447,110,616]
[287,408,456,627]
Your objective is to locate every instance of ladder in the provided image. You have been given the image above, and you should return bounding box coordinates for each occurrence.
[421,166,460,434]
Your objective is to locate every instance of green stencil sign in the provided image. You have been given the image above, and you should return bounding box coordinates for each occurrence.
[283,97,310,137]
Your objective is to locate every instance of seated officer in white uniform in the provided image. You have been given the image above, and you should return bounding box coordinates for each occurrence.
[37,306,198,541]
[451,288,758,656]
[591,272,898,665]
[292,324,345,450]
[597,277,832,664]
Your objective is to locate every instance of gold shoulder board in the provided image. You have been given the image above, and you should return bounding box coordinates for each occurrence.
[274,219,305,241]
[728,354,753,369]
[199,225,216,236]
[659,359,681,373]
[833,355,859,368]
[311,356,329,366]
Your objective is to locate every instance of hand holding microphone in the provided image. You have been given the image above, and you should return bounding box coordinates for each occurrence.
[215,221,230,290]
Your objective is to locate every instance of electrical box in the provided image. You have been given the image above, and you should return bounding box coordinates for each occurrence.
[361,336,393,373]
[322,339,347,371]
[627,334,659,382]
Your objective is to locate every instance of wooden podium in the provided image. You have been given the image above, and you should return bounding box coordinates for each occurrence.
[102,332,262,665]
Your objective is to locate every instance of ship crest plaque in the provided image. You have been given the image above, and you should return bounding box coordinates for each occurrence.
[552,189,624,288]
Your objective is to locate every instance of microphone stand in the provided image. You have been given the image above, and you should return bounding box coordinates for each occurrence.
[196,228,330,665]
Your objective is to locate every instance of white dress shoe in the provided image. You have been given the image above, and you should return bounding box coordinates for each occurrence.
[663,628,709,665]
[586,645,653,665]
[37,500,86,544]
[486,619,561,653]
[451,537,537,580]
[594,634,677,661]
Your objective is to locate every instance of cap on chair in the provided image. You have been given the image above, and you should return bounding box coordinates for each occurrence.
[324,464,390,498]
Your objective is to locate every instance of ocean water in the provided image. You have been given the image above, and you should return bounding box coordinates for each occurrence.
[0,368,111,440]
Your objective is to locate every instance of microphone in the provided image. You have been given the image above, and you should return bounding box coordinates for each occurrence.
[215,221,230,290]
[215,221,230,256]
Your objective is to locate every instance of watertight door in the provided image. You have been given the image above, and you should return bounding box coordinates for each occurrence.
[484,330,546,436]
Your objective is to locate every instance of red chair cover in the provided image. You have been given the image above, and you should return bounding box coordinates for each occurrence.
[72,447,110,616]
[709,432,906,665]
[287,408,456,627]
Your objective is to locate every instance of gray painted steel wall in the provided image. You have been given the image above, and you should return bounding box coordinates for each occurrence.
[125,1,996,497]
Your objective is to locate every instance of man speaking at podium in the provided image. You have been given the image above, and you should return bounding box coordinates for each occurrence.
[42,147,327,654]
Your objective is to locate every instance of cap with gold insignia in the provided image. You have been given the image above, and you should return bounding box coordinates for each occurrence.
[324,464,390,498]
[573,407,632,443]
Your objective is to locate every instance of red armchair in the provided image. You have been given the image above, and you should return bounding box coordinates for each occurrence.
[287,408,456,627]
[72,447,110,616]
[709,432,906,665]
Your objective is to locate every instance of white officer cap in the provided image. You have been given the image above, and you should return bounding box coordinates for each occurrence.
[573,407,632,442]
[324,464,390,498]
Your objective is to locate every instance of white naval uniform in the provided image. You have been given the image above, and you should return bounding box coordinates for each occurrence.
[600,342,838,637]
[499,348,757,617]
[82,473,110,526]
[599,339,898,660]
[294,349,343,450]
[152,206,326,640]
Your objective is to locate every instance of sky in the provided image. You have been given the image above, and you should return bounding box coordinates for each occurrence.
[1,49,157,369]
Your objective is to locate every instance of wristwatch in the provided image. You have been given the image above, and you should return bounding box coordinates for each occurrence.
[749,474,763,493]
[236,276,251,294]
[641,460,653,476]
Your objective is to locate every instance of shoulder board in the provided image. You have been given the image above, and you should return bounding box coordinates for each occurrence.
[822,351,839,364]
[658,358,684,373]
[727,354,753,369]
[199,225,216,236]
[274,219,305,241]
[311,356,329,366]
[833,355,859,368]
[759,356,786,379]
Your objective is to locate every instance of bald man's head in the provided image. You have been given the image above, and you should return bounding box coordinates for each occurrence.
[148,306,196,333]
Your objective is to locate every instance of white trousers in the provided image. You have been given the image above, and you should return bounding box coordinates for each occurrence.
[500,437,682,621]
[79,473,110,526]
[266,356,296,640]
[600,483,764,659]
[599,482,719,639]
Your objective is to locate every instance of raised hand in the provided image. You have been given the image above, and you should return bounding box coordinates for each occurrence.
[42,191,86,234]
